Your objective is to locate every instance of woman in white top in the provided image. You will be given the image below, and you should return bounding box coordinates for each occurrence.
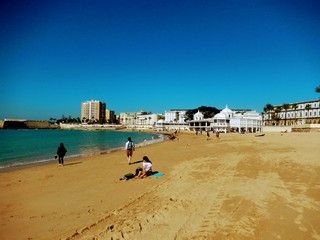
[137,156,153,178]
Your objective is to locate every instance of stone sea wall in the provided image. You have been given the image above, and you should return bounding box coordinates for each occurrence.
[292,124,320,132]
[60,123,124,130]
[262,126,292,133]
[25,121,58,129]
[2,120,59,129]
[263,124,320,133]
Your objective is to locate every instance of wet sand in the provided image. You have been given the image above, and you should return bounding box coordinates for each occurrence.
[0,132,319,240]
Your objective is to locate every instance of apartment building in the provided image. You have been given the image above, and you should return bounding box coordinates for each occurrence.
[80,100,106,123]
[105,109,116,123]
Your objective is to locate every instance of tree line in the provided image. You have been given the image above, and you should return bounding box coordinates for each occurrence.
[49,115,81,124]
[185,106,220,121]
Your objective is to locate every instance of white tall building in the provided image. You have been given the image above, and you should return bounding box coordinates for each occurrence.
[164,109,187,123]
[153,109,189,131]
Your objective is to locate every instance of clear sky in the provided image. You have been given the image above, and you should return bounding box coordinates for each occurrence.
[1,0,319,120]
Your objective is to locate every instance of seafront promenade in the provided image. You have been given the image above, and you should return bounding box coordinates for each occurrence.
[0,132,319,239]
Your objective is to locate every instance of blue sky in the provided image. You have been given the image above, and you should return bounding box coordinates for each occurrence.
[1,0,319,120]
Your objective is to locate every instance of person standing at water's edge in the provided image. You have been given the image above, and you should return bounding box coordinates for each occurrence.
[125,137,135,165]
[56,143,67,166]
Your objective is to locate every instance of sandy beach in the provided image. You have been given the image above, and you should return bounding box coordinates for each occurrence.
[0,132,319,240]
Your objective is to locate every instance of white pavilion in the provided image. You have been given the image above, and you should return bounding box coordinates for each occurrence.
[188,110,212,132]
[189,106,262,133]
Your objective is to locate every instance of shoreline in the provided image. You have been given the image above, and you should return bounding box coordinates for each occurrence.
[0,131,168,173]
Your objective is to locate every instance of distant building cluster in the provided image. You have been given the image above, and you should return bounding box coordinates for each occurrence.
[263,100,320,126]
[118,107,261,133]
[79,98,320,133]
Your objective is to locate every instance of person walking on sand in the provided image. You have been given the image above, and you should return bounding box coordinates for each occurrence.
[215,130,220,139]
[125,137,135,165]
[56,143,67,166]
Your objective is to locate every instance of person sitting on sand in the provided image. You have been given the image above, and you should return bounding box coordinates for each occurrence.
[169,133,176,140]
[136,156,153,178]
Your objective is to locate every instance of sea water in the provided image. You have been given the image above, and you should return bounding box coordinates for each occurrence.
[0,129,160,169]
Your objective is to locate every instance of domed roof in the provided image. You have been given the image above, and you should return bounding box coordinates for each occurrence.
[194,110,204,117]
[233,113,243,118]
[213,112,227,119]
[243,111,261,119]
[221,105,233,114]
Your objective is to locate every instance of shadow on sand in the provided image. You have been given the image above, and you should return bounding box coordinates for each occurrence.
[63,162,82,166]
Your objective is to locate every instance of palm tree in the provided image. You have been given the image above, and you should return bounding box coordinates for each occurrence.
[274,107,281,125]
[282,103,290,126]
[305,104,311,123]
[263,104,274,125]
[291,103,298,125]
[315,85,320,93]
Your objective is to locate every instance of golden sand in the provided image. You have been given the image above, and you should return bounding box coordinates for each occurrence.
[0,132,319,240]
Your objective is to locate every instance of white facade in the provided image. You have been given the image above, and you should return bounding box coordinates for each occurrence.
[193,110,204,121]
[263,100,320,126]
[135,113,159,126]
[164,110,187,124]
[155,120,189,131]
[119,112,136,125]
[119,111,160,127]
[230,111,262,133]
[211,106,234,133]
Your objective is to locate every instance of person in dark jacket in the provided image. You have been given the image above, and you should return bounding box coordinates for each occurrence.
[56,143,67,165]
